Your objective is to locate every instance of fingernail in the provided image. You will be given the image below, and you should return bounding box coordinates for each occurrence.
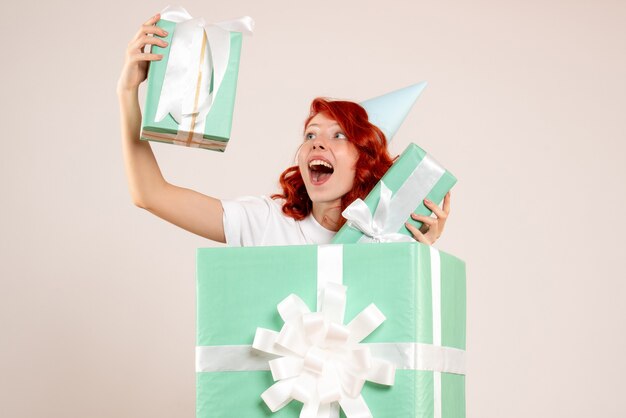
[163,30,168,35]
[424,198,431,204]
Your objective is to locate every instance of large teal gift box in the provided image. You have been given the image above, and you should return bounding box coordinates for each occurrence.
[140,6,252,151]
[196,243,466,417]
[332,144,457,244]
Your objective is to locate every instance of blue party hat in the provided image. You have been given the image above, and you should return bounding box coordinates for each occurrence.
[360,82,427,142]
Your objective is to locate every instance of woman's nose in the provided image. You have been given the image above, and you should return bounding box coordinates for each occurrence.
[312,135,327,150]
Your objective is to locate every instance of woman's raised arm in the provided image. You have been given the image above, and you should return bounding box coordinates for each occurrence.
[116,13,225,243]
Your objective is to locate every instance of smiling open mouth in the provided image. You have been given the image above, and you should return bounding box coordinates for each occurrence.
[308,159,334,185]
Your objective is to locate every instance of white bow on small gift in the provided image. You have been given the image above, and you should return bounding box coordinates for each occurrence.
[342,182,416,243]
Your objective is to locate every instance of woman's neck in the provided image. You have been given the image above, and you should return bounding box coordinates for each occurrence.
[311,200,343,232]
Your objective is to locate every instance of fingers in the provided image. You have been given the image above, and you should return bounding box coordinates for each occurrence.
[424,198,447,220]
[442,192,451,215]
[411,213,437,226]
[134,24,169,41]
[411,213,439,237]
[129,52,163,63]
[405,222,432,245]
[133,14,168,42]
[127,14,169,62]
[404,193,452,245]
[130,35,169,51]
[127,33,168,63]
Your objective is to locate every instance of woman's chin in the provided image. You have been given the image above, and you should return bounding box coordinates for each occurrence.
[307,190,344,206]
[305,181,353,206]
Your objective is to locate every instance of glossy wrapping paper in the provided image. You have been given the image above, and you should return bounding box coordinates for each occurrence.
[140,11,246,151]
[196,242,466,417]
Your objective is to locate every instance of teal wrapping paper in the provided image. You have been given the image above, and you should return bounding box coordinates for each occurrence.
[196,242,466,417]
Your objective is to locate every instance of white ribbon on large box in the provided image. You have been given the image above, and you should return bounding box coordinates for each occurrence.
[196,245,465,418]
[155,6,253,144]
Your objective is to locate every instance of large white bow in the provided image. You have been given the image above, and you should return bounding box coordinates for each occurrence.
[252,283,396,418]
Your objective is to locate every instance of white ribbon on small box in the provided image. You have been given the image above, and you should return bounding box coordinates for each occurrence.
[196,245,466,418]
[155,6,253,144]
[341,152,446,243]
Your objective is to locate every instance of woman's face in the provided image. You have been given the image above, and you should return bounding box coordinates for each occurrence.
[297,112,359,205]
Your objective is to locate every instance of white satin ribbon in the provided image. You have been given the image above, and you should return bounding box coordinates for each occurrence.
[155,6,254,141]
[196,343,465,375]
[341,153,446,243]
[430,247,442,418]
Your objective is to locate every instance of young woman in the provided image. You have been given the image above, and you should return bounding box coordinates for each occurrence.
[117,13,451,247]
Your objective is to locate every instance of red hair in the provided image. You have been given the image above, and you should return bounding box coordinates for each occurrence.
[271,98,394,228]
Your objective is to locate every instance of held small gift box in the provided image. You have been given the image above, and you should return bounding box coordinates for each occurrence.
[140,6,253,151]
[332,143,457,244]
[196,243,466,417]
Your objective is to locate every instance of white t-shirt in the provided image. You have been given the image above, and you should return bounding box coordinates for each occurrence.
[221,196,336,247]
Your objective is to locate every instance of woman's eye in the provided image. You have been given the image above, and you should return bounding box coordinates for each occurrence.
[305,132,315,140]
[334,132,347,139]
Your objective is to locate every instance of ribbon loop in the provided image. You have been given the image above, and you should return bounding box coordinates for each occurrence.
[347,304,386,343]
[342,182,416,243]
[269,356,303,381]
[299,401,319,418]
[261,378,295,412]
[303,346,327,375]
[349,347,372,370]
[339,395,373,418]
[366,359,396,386]
[278,294,311,322]
[253,328,285,356]
[324,323,350,347]
[292,373,317,404]
[318,374,342,404]
[302,312,325,340]
[342,199,376,237]
[277,322,309,357]
[340,368,366,399]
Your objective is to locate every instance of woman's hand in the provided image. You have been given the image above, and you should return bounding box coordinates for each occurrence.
[116,13,168,95]
[405,192,451,245]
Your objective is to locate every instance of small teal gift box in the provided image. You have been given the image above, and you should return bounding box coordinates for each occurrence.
[196,243,466,417]
[140,6,253,151]
[332,143,457,244]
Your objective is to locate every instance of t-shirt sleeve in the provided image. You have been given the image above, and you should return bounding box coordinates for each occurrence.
[221,196,273,247]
